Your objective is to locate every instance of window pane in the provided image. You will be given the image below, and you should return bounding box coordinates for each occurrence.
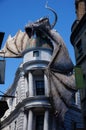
[33,51,39,57]
[36,80,44,95]
[36,115,44,130]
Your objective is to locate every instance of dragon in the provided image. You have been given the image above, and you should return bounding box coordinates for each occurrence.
[0,4,76,121]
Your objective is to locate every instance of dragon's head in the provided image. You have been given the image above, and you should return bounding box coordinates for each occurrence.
[25,5,57,38]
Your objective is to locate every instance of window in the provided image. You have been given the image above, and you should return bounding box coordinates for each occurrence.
[33,51,39,57]
[76,40,83,56]
[36,115,44,130]
[72,93,75,104]
[9,98,13,106]
[9,125,11,130]
[16,91,18,105]
[71,121,76,130]
[84,116,86,128]
[36,80,44,95]
[14,121,17,130]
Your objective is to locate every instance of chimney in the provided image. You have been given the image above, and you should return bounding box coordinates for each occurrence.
[75,0,86,20]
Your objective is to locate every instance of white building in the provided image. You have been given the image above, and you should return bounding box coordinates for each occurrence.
[0,29,84,130]
[1,36,58,130]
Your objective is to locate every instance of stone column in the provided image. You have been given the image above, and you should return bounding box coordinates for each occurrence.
[44,110,49,130]
[75,90,81,108]
[23,113,27,130]
[28,72,34,96]
[25,75,28,92]
[44,74,49,96]
[25,75,29,97]
[27,110,33,130]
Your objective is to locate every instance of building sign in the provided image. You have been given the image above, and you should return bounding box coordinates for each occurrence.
[74,66,85,89]
[0,59,5,84]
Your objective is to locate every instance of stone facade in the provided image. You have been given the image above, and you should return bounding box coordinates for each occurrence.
[0,47,84,130]
[70,0,86,128]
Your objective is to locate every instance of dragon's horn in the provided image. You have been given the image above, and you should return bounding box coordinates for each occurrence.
[45,2,58,29]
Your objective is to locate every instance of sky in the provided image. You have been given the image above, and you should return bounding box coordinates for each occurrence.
[0,0,76,93]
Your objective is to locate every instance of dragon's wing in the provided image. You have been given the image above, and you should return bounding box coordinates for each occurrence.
[0,30,29,58]
[45,69,76,121]
[37,28,74,74]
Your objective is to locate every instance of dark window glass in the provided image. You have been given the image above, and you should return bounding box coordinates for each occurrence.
[14,121,17,130]
[71,121,76,130]
[36,80,44,95]
[36,115,44,130]
[84,116,86,128]
[33,51,39,57]
[76,40,83,55]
